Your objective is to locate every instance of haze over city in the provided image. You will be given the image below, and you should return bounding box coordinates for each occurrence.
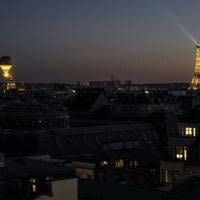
[0,0,200,83]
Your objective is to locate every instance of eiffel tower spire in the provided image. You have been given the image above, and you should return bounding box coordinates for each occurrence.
[188,43,200,90]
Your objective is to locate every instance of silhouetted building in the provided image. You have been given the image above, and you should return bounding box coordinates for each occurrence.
[0,103,69,130]
[0,157,77,200]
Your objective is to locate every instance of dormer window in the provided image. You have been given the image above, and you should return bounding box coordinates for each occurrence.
[176,146,188,161]
[182,127,196,137]
[115,159,124,168]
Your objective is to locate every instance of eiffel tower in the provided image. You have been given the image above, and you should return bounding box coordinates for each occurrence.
[188,43,200,90]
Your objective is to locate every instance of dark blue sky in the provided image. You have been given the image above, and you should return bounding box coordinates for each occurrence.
[0,0,200,83]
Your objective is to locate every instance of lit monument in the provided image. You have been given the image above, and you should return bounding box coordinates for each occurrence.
[188,43,200,90]
[0,56,16,91]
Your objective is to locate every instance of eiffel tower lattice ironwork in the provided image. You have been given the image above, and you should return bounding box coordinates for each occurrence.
[188,44,200,90]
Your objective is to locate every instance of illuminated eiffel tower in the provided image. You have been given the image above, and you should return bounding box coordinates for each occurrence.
[0,56,16,91]
[188,43,200,90]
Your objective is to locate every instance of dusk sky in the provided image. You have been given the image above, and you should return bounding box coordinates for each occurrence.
[0,0,200,83]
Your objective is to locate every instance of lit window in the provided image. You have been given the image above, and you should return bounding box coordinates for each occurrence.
[100,160,108,167]
[185,127,192,135]
[115,159,124,168]
[129,160,139,168]
[134,160,139,168]
[176,146,188,161]
[72,89,76,94]
[176,154,183,159]
[184,127,196,137]
[30,178,37,193]
[193,128,196,136]
[165,170,169,183]
[164,170,172,183]
[32,184,36,193]
[30,178,36,183]
[46,176,53,181]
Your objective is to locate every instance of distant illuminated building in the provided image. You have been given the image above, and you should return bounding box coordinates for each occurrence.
[188,44,200,90]
[17,82,26,92]
[0,56,16,91]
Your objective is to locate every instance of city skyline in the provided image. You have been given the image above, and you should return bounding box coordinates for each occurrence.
[0,0,200,83]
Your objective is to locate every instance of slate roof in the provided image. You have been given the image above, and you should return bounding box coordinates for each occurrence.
[68,88,107,112]
[0,103,62,119]
[0,158,76,180]
[113,91,178,105]
[37,123,160,157]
